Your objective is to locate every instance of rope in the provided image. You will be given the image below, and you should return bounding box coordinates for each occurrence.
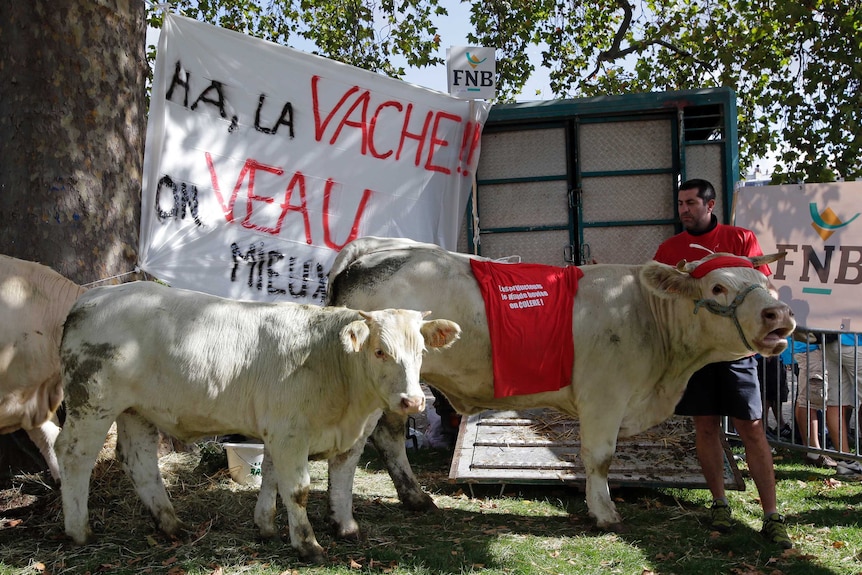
[82,266,141,288]
[692,284,764,352]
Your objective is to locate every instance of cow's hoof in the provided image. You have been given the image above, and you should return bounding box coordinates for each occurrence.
[299,546,327,565]
[66,528,94,546]
[156,514,186,538]
[332,522,362,541]
[401,491,437,512]
[255,513,279,540]
[597,521,627,533]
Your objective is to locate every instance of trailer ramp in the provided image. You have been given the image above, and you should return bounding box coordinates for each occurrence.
[450,409,744,491]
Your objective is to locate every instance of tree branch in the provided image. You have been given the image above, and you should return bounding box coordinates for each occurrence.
[588,0,701,79]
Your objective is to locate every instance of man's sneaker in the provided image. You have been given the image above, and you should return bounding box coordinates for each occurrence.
[709,500,732,533]
[762,512,792,549]
[836,459,862,475]
[805,453,839,468]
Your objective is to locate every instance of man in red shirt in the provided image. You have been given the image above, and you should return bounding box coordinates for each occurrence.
[653,178,791,549]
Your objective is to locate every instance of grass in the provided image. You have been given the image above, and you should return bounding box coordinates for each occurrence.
[1,443,861,575]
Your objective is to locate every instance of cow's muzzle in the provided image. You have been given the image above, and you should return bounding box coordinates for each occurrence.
[693,284,785,353]
[399,394,426,414]
[755,304,796,355]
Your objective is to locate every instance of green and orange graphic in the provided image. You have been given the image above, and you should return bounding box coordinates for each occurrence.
[465,52,486,68]
[809,202,859,241]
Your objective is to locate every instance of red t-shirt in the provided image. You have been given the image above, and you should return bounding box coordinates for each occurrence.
[653,222,771,277]
[469,260,583,398]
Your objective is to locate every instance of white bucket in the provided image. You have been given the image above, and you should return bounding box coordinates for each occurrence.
[223,442,264,487]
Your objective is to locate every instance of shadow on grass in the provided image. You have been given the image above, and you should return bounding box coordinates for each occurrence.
[0,448,856,575]
[356,448,846,574]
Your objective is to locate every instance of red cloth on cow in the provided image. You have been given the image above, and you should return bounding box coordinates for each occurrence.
[469,259,584,398]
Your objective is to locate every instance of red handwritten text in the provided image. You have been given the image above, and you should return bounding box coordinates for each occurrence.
[206,152,372,250]
[311,75,463,175]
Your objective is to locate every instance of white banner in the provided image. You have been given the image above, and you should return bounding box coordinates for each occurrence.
[735,181,862,331]
[140,14,490,304]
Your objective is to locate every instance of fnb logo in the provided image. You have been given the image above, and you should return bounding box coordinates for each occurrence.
[452,69,494,89]
[466,52,486,68]
[810,202,859,241]
[452,52,493,90]
[773,203,862,294]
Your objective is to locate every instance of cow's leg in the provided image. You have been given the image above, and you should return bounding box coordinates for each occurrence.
[269,439,326,563]
[26,417,61,483]
[577,414,624,531]
[328,409,436,539]
[254,445,279,538]
[327,409,381,539]
[369,409,436,511]
[115,412,184,538]
[55,411,114,545]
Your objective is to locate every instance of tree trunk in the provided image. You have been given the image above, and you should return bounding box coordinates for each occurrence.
[0,0,146,284]
[0,0,147,481]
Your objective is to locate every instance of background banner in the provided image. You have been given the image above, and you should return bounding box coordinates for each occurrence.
[735,181,862,331]
[140,14,490,304]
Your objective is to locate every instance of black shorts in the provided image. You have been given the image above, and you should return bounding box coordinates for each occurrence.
[674,356,762,420]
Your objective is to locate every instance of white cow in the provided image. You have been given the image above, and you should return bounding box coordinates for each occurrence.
[56,281,460,563]
[0,254,86,481]
[319,236,795,536]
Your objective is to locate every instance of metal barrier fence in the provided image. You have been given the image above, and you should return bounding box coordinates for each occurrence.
[740,332,862,465]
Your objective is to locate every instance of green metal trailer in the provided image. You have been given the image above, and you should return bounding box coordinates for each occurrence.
[460,87,739,265]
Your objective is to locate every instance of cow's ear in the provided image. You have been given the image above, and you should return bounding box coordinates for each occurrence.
[341,320,371,353]
[641,261,701,299]
[421,319,461,349]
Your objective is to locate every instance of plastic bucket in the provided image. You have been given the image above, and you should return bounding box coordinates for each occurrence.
[223,442,264,486]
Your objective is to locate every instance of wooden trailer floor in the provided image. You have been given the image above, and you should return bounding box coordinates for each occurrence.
[449,409,745,491]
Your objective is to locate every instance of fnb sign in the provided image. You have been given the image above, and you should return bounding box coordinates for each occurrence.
[735,181,862,331]
[772,245,862,285]
[452,69,494,88]
[447,46,496,100]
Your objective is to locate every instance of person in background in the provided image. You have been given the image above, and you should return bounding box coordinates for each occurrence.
[653,178,791,549]
[792,339,837,468]
[427,387,461,449]
[758,353,788,441]
[824,333,862,475]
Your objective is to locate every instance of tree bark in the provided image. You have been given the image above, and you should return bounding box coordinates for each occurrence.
[0,0,146,481]
[0,0,147,285]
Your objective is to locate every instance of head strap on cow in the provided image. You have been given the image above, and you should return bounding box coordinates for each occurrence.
[693,283,764,352]
[689,255,754,278]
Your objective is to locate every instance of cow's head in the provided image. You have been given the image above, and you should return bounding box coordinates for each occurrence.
[641,252,795,357]
[341,309,461,414]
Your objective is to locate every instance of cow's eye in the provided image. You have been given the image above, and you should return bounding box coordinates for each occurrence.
[712,284,726,296]
[375,349,387,359]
